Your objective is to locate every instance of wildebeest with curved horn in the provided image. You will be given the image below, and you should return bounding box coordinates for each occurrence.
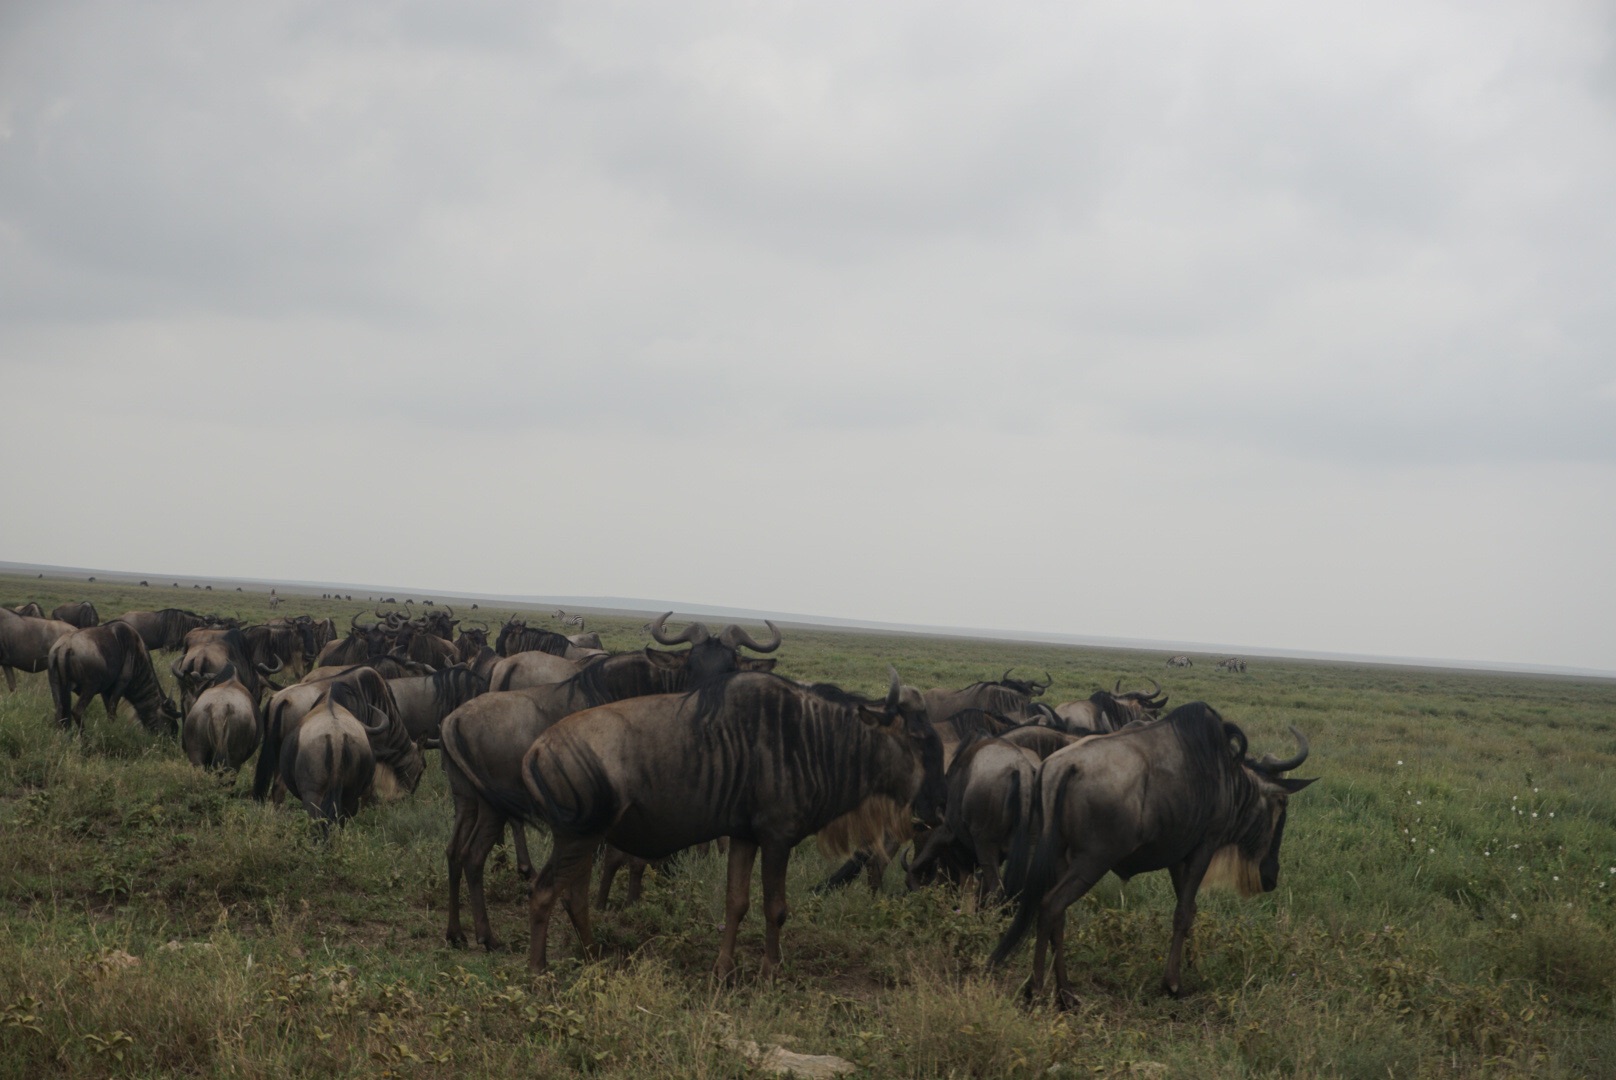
[1051,679,1168,734]
[7,602,45,618]
[183,663,261,772]
[113,608,210,652]
[276,668,424,826]
[519,669,945,977]
[0,605,79,691]
[314,612,392,668]
[50,601,100,628]
[47,622,180,733]
[991,705,1315,1003]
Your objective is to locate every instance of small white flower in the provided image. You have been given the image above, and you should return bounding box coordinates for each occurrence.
[1512,796,1517,801]
[1416,800,1422,806]
[1609,867,1615,874]
[1553,876,1559,881]
[1428,848,1435,854]
[1534,787,1539,793]
[1549,812,1554,818]
[1519,866,1526,872]
[1396,760,1403,766]
[1532,812,1538,819]
[1510,913,1519,920]
[1484,851,1490,856]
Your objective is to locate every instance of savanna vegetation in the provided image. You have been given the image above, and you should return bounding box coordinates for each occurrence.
[1,572,1613,1078]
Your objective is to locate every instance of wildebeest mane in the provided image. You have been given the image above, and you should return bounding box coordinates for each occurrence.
[941,707,1022,749]
[431,664,486,716]
[112,623,171,730]
[558,650,682,709]
[495,624,571,658]
[1161,702,1269,860]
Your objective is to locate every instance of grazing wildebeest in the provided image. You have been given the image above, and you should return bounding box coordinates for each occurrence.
[1051,679,1169,734]
[819,673,1056,893]
[172,628,280,713]
[50,601,98,628]
[567,631,603,651]
[520,669,945,977]
[1166,655,1193,668]
[47,622,180,733]
[0,606,79,691]
[183,663,261,772]
[8,602,45,618]
[277,669,424,826]
[905,736,1039,902]
[991,705,1314,1004]
[437,628,783,952]
[113,608,210,652]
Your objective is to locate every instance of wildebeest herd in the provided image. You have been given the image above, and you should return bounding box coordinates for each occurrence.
[1,596,1312,1004]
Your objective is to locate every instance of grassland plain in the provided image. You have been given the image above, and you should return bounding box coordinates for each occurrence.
[0,573,1613,1079]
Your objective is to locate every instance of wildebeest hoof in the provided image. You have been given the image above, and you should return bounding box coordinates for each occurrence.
[1161,980,1182,999]
[1056,988,1081,1012]
[446,933,467,950]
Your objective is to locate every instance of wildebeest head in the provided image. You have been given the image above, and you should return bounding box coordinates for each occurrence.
[646,611,782,685]
[882,667,947,825]
[995,669,1053,697]
[1245,727,1315,892]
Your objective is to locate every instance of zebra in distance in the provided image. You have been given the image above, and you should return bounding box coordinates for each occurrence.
[1165,655,1192,668]
[1216,657,1247,673]
[564,615,585,631]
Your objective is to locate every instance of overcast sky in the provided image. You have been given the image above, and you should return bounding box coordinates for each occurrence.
[3,1,1613,671]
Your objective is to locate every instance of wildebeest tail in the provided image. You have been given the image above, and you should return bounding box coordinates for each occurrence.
[522,742,616,834]
[251,697,285,801]
[990,769,1066,966]
[47,645,70,725]
[438,716,541,826]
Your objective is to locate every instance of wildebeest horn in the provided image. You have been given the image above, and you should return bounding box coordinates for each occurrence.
[1259,727,1310,773]
[1035,671,1052,692]
[1146,677,1161,697]
[649,611,706,646]
[722,620,781,653]
[259,655,283,674]
[1114,678,1124,695]
[886,666,903,711]
[442,605,453,619]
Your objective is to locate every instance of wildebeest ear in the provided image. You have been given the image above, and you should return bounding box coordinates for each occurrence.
[1277,776,1317,793]
[643,647,684,669]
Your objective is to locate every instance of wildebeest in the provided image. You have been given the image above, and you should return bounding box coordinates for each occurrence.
[454,626,490,663]
[0,605,79,691]
[8,602,46,618]
[487,650,583,692]
[50,604,100,627]
[113,608,210,652]
[904,735,1039,902]
[519,669,945,977]
[1051,679,1169,734]
[276,668,424,826]
[387,664,488,744]
[494,618,595,660]
[183,663,261,772]
[1166,655,1193,668]
[438,628,783,951]
[172,627,280,713]
[991,705,1314,1003]
[314,613,392,668]
[47,622,180,733]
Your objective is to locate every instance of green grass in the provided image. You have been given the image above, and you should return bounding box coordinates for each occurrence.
[1,573,1613,1077]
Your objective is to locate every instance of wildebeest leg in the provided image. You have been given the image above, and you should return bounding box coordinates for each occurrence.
[714,838,758,981]
[445,792,480,947]
[511,822,534,880]
[73,689,96,730]
[463,802,508,950]
[558,846,598,960]
[759,844,792,978]
[813,850,869,893]
[528,838,595,974]
[625,857,647,905]
[1029,860,1100,1005]
[974,839,1004,906]
[595,846,627,910]
[1162,852,1214,998]
[1,666,14,692]
[864,836,901,893]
